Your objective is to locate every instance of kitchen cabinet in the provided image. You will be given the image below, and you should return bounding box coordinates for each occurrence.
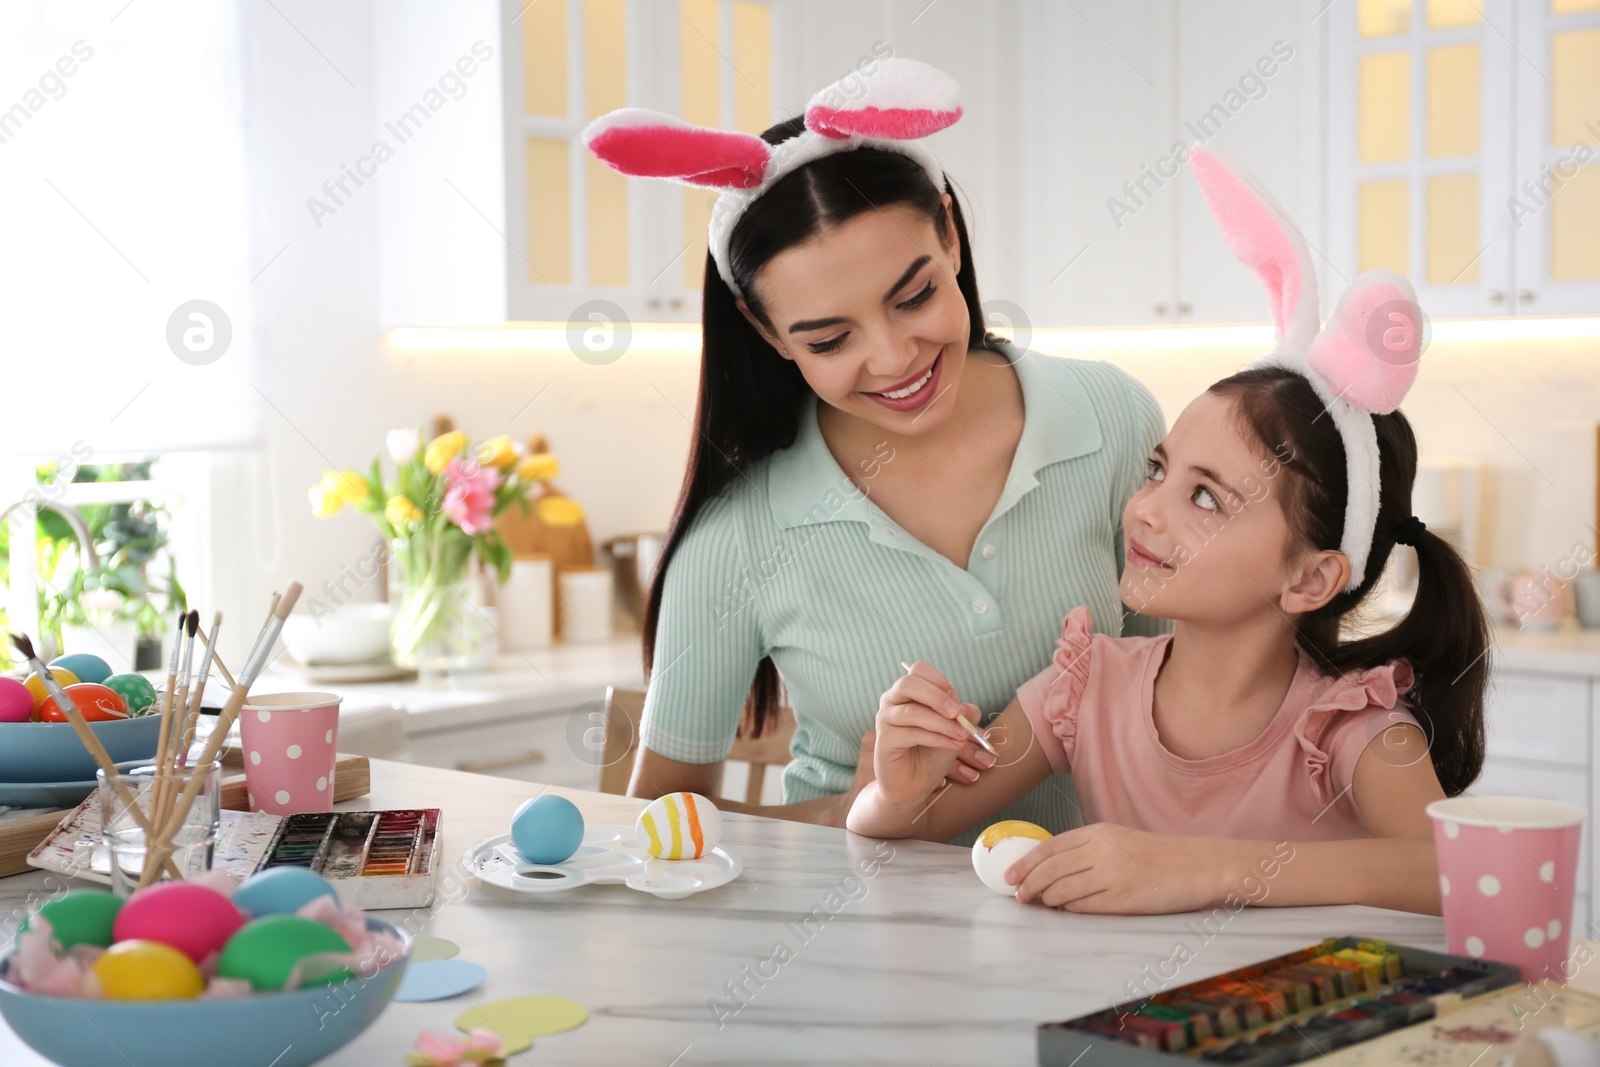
[1326,0,1600,317]
[1473,666,1599,934]
[375,0,775,327]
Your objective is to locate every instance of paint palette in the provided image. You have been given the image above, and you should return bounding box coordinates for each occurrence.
[461,824,742,900]
[28,802,442,911]
[259,809,442,909]
[1037,938,1524,1066]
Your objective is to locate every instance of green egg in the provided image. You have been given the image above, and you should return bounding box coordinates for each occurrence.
[216,915,352,991]
[26,890,123,949]
[103,673,158,716]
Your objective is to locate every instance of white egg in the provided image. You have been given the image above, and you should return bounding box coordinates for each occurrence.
[636,791,722,859]
[971,820,1052,894]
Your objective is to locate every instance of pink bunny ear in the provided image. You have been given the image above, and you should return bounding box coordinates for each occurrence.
[1305,271,1422,414]
[805,58,962,140]
[1188,147,1320,352]
[583,109,770,189]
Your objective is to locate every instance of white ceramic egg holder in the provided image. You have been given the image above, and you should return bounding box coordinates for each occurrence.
[461,824,741,900]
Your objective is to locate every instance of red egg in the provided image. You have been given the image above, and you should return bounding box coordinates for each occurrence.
[39,683,129,723]
[114,882,246,963]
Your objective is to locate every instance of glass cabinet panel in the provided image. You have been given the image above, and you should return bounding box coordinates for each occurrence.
[526,139,571,285]
[1359,53,1411,162]
[1426,173,1480,284]
[1427,44,1480,157]
[523,1,567,117]
[1360,179,1410,273]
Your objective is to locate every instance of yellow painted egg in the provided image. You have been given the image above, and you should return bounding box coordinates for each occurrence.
[971,820,1052,894]
[91,940,205,1000]
[635,791,722,860]
[24,668,79,712]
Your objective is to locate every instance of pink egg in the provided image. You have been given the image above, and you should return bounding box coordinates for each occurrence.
[0,677,31,722]
[113,882,245,963]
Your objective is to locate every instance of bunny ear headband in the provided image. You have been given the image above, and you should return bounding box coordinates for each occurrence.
[1188,147,1425,591]
[582,58,963,298]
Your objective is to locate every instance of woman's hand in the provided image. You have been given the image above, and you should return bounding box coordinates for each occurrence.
[873,661,984,807]
[1007,823,1230,914]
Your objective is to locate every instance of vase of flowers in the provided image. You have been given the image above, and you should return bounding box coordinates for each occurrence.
[309,428,583,677]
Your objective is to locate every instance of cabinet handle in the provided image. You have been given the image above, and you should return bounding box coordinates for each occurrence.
[1516,289,1535,303]
[1486,290,1505,303]
[646,297,662,310]
[669,297,683,310]
[455,749,546,774]
[1154,304,1168,316]
[1177,302,1192,316]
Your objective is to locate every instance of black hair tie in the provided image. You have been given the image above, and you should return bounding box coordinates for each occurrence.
[1394,515,1426,546]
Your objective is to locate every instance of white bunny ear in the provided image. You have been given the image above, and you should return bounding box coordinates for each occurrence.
[583,108,770,189]
[805,58,962,140]
[1305,271,1422,415]
[1188,147,1320,354]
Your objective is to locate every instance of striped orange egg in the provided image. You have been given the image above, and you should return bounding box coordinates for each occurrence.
[636,791,722,860]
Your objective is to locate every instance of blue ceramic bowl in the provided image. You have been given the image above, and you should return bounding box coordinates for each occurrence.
[0,919,410,1067]
[0,716,162,783]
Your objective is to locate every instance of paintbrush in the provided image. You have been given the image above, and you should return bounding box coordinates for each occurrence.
[176,611,222,769]
[900,660,997,757]
[141,582,303,886]
[9,633,182,879]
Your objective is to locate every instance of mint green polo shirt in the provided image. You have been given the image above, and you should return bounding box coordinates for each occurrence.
[640,342,1169,845]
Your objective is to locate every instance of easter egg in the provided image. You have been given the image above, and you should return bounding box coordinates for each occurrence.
[510,795,585,865]
[114,882,245,963]
[26,890,123,949]
[92,940,205,1000]
[50,652,112,685]
[24,667,79,711]
[234,867,339,918]
[39,682,128,723]
[971,820,1052,894]
[636,791,722,860]
[0,677,32,722]
[217,915,352,991]
[102,673,158,716]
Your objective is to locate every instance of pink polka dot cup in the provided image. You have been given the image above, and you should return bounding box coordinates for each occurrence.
[1428,795,1586,984]
[239,691,342,816]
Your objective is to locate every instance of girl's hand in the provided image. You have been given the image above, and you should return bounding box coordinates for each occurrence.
[1007,823,1230,914]
[873,661,983,807]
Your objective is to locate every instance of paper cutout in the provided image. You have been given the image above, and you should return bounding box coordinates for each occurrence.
[410,936,460,962]
[395,959,487,1003]
[454,996,588,1054]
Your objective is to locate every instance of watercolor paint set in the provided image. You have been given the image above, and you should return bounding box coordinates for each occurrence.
[28,801,442,911]
[1036,938,1523,1066]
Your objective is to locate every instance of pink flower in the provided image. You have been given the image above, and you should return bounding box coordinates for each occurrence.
[406,1029,505,1067]
[441,459,499,535]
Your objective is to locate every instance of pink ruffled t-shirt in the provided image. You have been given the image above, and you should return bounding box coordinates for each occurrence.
[1016,607,1418,840]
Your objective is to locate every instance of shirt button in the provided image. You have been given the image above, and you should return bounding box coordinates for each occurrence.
[981,543,997,559]
[972,598,988,615]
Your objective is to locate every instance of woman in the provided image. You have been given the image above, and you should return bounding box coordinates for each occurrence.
[585,60,1167,840]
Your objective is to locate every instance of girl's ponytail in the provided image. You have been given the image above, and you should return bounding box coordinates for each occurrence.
[1323,523,1489,796]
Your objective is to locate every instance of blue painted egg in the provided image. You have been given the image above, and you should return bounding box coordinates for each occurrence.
[510,795,584,865]
[50,653,112,685]
[234,867,339,918]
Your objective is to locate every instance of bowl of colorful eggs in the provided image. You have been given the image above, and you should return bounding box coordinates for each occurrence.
[0,653,163,783]
[0,867,411,1067]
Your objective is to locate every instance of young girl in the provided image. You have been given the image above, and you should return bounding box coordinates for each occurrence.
[846,149,1489,917]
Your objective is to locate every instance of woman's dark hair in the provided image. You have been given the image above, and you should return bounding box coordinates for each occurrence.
[1209,366,1488,796]
[642,115,992,740]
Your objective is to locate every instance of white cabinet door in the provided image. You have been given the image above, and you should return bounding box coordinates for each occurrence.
[1174,2,1313,324]
[1021,0,1176,327]
[1482,671,1591,769]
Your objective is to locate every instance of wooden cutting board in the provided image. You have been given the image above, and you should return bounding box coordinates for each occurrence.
[0,753,371,879]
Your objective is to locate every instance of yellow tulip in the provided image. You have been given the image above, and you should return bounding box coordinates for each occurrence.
[335,469,369,505]
[516,453,559,482]
[424,430,468,475]
[385,494,423,528]
[477,435,517,470]
[308,475,344,518]
[536,496,585,528]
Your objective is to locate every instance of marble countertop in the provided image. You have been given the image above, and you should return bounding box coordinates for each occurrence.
[0,760,1469,1066]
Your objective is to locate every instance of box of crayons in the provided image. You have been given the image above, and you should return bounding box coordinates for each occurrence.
[28,803,442,912]
[1037,938,1523,1066]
